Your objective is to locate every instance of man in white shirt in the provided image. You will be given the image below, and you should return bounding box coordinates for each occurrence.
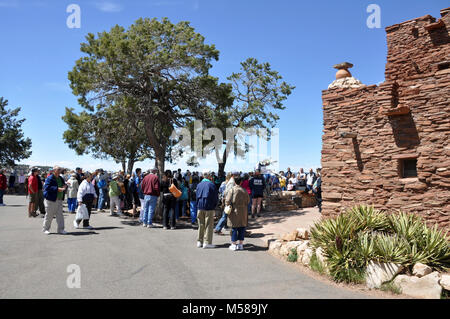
[306,168,317,192]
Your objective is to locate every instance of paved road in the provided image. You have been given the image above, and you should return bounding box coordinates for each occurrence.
[0,195,368,299]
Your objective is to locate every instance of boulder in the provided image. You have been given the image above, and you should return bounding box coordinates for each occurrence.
[296,241,310,259]
[301,247,313,266]
[412,263,433,278]
[268,240,283,255]
[279,241,304,257]
[296,228,309,240]
[440,274,450,291]
[282,230,298,242]
[365,261,404,289]
[394,272,442,299]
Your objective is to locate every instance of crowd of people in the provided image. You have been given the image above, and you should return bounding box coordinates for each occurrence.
[0,165,322,250]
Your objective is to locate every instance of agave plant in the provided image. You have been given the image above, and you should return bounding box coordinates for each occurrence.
[373,233,409,264]
[348,205,390,233]
[388,212,425,244]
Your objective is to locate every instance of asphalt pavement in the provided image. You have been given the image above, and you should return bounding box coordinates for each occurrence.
[0,195,369,299]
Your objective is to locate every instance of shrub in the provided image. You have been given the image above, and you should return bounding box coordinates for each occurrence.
[309,205,450,285]
[287,248,298,263]
[309,253,326,275]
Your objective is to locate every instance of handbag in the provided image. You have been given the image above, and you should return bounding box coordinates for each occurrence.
[224,188,234,215]
[75,204,89,220]
[169,179,182,198]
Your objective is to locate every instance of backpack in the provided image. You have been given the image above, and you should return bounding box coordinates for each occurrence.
[189,183,198,201]
[98,179,106,189]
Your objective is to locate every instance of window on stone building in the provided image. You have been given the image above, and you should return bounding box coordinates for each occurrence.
[399,159,418,178]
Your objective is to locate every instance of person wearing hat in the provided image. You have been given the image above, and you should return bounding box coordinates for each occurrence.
[66,172,79,214]
[109,173,122,216]
[195,169,219,249]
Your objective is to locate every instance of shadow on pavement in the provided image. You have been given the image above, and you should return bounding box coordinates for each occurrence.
[247,210,306,230]
[93,227,124,230]
[64,232,99,236]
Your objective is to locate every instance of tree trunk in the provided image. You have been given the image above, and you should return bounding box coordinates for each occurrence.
[121,161,126,173]
[154,149,166,221]
[218,149,228,176]
[126,159,135,176]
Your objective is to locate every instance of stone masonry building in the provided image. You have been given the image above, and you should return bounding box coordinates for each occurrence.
[321,8,450,229]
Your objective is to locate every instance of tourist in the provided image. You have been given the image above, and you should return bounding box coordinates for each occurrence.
[109,173,122,216]
[67,173,79,214]
[288,173,297,190]
[75,172,97,229]
[134,168,144,221]
[189,175,200,228]
[75,167,84,185]
[18,172,25,195]
[196,170,218,249]
[306,168,317,193]
[284,167,292,178]
[313,172,322,213]
[42,166,68,235]
[141,167,160,228]
[36,169,46,217]
[161,170,178,230]
[123,174,132,212]
[214,173,235,235]
[249,169,265,218]
[297,168,307,189]
[8,171,15,194]
[279,172,287,191]
[240,173,252,215]
[225,175,250,251]
[0,169,7,206]
[96,169,108,212]
[28,168,39,218]
[287,179,294,191]
[177,177,188,219]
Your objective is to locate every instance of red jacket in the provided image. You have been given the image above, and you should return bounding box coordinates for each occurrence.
[28,175,38,194]
[0,174,7,190]
[141,174,160,196]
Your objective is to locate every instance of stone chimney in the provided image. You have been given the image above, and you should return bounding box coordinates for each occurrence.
[328,62,363,89]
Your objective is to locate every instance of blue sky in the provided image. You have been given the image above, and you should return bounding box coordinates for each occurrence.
[0,0,447,173]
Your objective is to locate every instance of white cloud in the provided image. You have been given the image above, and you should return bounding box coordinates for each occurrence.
[94,1,123,13]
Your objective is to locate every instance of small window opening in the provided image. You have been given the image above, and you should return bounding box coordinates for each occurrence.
[399,159,417,178]
[437,61,450,71]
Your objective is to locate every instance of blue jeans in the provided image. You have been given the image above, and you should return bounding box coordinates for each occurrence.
[190,201,198,224]
[98,187,107,209]
[215,211,227,232]
[0,189,4,204]
[143,195,158,225]
[231,227,246,242]
[247,193,252,214]
[67,198,78,212]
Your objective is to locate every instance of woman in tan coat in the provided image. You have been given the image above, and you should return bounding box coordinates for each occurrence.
[225,175,250,251]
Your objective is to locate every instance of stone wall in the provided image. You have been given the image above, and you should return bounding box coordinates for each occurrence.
[321,8,450,229]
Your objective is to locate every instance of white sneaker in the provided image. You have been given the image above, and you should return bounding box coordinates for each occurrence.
[73,220,79,229]
[203,243,216,249]
[229,244,238,251]
[58,230,68,235]
[143,223,147,227]
[238,244,244,250]
[197,241,203,248]
[43,230,51,235]
[84,225,94,230]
